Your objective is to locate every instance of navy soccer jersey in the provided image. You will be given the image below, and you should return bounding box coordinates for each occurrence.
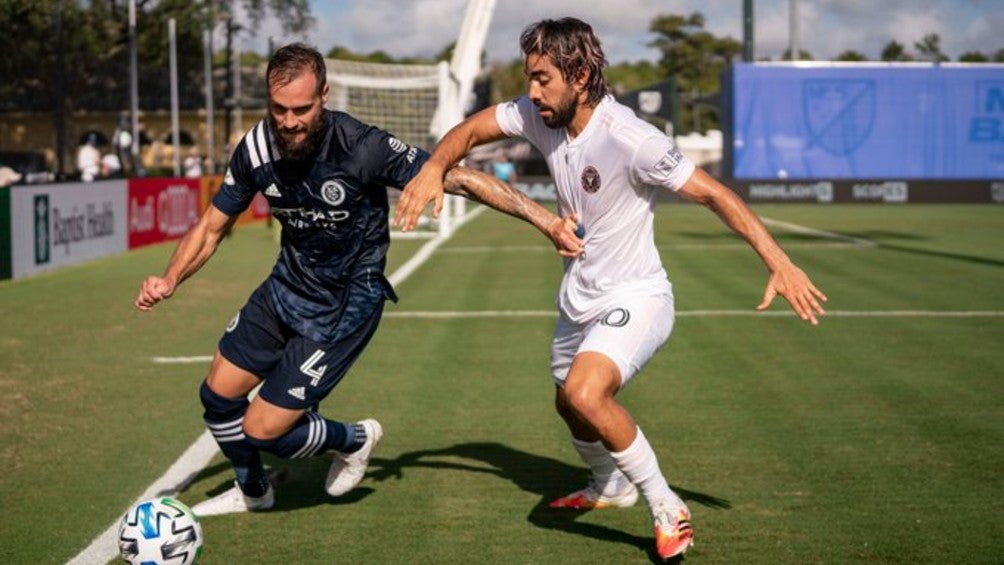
[213,110,430,343]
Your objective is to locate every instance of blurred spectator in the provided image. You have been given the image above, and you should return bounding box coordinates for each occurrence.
[148,139,167,171]
[77,134,101,182]
[101,153,122,177]
[0,165,22,187]
[113,115,138,176]
[491,149,517,184]
[184,147,204,178]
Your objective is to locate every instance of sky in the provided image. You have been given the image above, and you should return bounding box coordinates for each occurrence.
[238,0,1004,64]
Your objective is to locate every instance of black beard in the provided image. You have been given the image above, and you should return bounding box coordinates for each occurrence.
[541,92,578,129]
[270,113,326,161]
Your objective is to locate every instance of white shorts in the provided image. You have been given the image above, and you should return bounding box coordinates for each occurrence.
[550,292,675,387]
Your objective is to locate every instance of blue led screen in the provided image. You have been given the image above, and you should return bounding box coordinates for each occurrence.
[727,63,1004,180]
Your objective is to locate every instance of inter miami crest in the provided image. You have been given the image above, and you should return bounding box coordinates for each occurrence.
[581,166,601,193]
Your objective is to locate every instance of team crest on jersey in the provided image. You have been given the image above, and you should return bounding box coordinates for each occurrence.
[387,137,408,153]
[320,180,346,206]
[581,166,601,193]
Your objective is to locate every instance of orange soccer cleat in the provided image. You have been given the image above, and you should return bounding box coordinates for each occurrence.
[549,481,638,509]
[654,504,694,561]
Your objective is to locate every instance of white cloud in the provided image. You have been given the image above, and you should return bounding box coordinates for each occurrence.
[237,0,1003,63]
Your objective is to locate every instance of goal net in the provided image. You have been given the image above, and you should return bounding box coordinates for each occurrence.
[325,58,466,238]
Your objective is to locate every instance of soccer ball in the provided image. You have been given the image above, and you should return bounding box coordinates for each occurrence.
[118,497,203,565]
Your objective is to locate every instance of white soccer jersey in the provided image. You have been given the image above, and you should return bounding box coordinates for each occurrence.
[496,95,696,322]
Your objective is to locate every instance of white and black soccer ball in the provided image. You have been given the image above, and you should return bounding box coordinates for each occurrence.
[118,497,203,565]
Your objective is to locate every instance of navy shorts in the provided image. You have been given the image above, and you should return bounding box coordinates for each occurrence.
[218,283,383,410]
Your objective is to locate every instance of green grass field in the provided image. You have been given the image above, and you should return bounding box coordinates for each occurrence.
[1,203,1002,564]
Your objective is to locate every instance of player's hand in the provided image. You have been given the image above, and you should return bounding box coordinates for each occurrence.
[548,213,584,258]
[135,276,176,311]
[756,263,828,325]
[394,164,445,232]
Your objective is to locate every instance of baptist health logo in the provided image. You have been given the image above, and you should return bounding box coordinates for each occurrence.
[34,195,50,265]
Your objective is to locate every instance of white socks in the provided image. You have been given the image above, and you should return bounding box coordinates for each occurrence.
[609,427,685,513]
[571,437,633,496]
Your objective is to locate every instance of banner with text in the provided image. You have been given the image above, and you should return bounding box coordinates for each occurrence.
[199,175,270,224]
[9,180,128,279]
[128,178,201,249]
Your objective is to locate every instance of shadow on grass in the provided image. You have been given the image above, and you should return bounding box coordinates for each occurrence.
[679,224,1004,268]
[180,455,376,513]
[796,228,1004,268]
[368,442,730,563]
[181,442,729,561]
[873,242,1004,268]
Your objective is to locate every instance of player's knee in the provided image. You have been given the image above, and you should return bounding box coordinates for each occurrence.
[199,379,249,422]
[562,381,607,422]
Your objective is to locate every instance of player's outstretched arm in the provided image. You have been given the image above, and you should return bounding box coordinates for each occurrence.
[677,168,828,325]
[444,166,583,257]
[394,106,507,231]
[134,205,236,311]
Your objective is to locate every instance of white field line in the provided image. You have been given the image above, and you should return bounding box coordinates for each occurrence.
[67,435,220,565]
[387,206,486,287]
[152,355,214,364]
[761,216,876,247]
[438,217,874,255]
[69,205,485,565]
[439,241,866,254]
[388,229,437,240]
[381,309,1004,319]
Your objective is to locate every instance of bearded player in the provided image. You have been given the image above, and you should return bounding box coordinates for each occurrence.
[135,43,582,517]
[395,18,827,560]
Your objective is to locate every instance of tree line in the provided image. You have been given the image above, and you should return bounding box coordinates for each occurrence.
[1,3,1000,157]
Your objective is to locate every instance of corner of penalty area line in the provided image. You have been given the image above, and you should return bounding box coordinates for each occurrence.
[67,430,220,565]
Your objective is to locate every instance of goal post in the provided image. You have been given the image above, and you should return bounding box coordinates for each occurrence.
[323,0,496,239]
[326,59,448,149]
[325,58,465,238]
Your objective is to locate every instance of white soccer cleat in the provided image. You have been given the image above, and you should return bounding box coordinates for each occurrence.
[549,479,639,509]
[190,481,274,517]
[325,419,383,496]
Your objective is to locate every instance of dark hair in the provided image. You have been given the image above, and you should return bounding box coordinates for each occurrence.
[519,18,609,106]
[267,42,327,95]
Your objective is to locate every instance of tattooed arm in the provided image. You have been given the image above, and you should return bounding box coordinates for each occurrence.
[443,165,582,257]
